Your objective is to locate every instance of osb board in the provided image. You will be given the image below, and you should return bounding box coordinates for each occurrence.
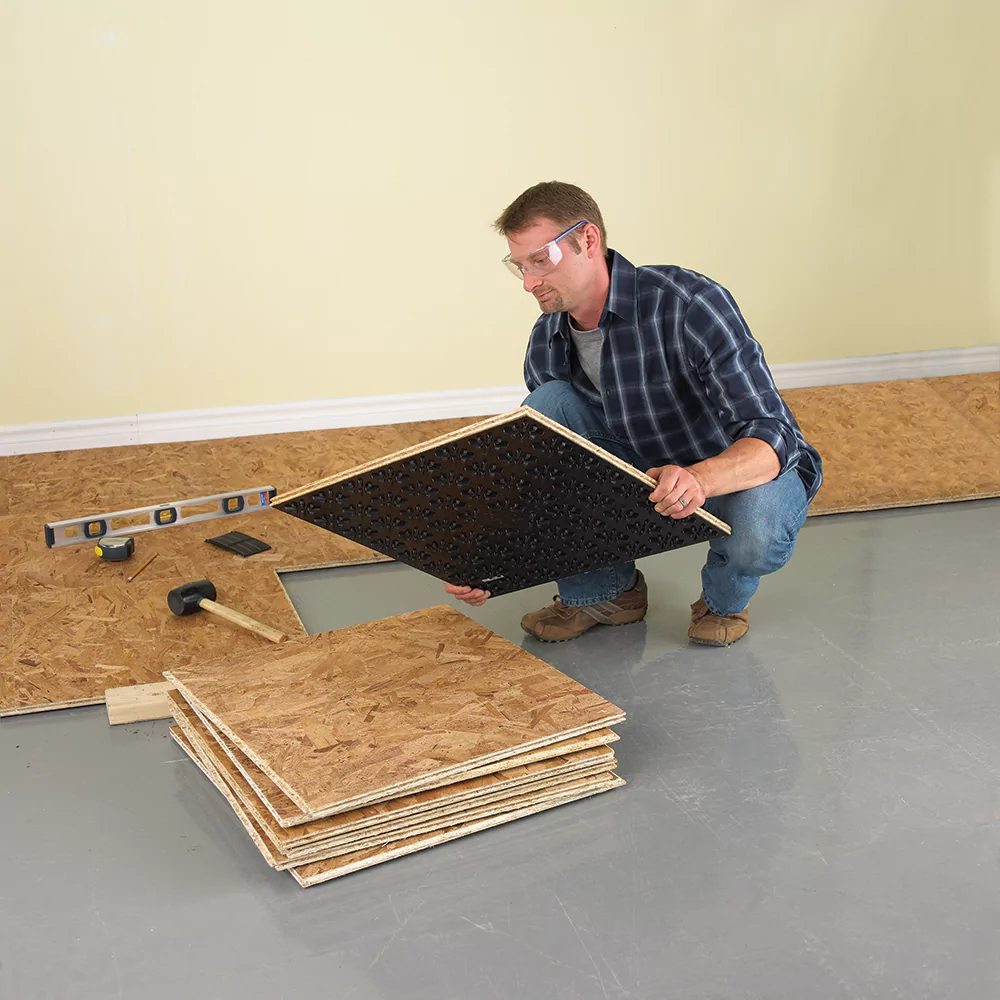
[176,715,617,869]
[170,686,620,833]
[6,417,476,520]
[0,509,385,716]
[171,725,624,887]
[785,372,1000,515]
[279,763,618,865]
[165,604,626,818]
[169,689,616,852]
[290,774,625,887]
[272,407,730,597]
[13,374,994,717]
[2,415,474,716]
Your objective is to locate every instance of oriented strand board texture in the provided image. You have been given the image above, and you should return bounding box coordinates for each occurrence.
[170,686,619,832]
[165,609,626,887]
[171,724,624,885]
[175,716,616,868]
[169,689,617,850]
[0,416,472,716]
[273,407,729,596]
[0,509,380,715]
[785,372,1000,514]
[165,605,625,817]
[288,775,626,887]
[6,375,997,715]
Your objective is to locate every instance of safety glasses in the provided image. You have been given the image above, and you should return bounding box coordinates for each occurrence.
[502,220,588,279]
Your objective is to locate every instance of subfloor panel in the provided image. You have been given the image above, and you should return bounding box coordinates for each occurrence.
[3,498,999,998]
[784,372,1000,513]
[165,604,625,818]
[1,415,473,716]
[5,374,996,716]
[272,407,728,596]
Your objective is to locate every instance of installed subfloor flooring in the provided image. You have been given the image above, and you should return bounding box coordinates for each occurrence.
[2,499,999,999]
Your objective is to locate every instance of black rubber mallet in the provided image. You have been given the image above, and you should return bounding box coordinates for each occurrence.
[167,579,287,643]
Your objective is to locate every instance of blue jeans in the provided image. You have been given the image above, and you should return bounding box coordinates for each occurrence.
[522,381,810,614]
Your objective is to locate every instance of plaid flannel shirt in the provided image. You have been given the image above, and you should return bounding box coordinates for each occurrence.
[524,249,823,500]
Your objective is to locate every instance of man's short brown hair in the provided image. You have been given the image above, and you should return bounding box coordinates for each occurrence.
[494,181,607,253]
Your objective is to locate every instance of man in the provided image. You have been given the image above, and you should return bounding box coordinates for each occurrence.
[446,181,822,646]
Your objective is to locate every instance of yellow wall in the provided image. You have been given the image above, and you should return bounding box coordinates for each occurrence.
[2,1,997,425]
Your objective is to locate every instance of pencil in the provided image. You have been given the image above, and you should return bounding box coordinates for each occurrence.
[126,552,158,583]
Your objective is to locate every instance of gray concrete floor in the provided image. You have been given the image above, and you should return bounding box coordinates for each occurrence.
[2,499,999,999]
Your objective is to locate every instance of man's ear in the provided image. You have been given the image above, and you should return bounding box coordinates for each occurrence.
[586,223,601,257]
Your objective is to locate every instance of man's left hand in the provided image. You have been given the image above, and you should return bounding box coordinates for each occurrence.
[646,465,706,518]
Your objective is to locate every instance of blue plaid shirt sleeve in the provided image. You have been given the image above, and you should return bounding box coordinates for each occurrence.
[683,284,801,473]
[523,317,550,394]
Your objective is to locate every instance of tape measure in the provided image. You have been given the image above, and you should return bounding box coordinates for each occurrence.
[94,536,135,561]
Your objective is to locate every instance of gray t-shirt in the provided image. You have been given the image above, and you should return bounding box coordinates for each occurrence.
[568,317,604,392]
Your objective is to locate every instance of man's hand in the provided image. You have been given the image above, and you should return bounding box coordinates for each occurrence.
[445,583,491,607]
[646,465,707,518]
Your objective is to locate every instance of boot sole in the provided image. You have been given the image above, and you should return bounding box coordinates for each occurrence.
[521,616,646,643]
[688,630,748,647]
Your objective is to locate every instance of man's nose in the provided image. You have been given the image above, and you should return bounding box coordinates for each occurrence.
[522,270,543,293]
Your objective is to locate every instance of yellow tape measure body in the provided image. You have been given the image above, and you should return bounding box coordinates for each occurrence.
[94,536,135,561]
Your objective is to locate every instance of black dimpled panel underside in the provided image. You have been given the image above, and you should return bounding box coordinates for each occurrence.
[277,415,727,596]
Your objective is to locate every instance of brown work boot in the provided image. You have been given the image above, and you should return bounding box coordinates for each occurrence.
[520,572,648,642]
[688,595,750,646]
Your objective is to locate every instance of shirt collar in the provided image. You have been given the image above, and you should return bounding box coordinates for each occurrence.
[547,248,639,344]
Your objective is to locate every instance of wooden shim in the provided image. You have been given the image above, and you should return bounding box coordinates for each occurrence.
[165,605,625,817]
[169,690,616,852]
[106,681,175,725]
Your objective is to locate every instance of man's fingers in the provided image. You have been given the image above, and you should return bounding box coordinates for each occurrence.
[668,500,701,519]
[648,470,681,502]
[654,488,687,514]
[445,583,490,605]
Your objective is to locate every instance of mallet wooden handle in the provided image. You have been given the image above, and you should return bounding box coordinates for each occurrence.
[198,598,287,644]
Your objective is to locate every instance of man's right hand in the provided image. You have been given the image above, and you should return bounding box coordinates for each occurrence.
[445,583,491,607]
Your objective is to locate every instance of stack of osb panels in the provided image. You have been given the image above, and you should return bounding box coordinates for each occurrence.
[164,604,625,887]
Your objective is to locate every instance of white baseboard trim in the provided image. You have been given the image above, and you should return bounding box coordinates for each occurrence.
[2,345,996,456]
[769,344,999,389]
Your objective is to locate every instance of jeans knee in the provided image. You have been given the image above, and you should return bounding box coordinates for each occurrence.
[522,381,581,418]
[713,525,795,577]
[707,472,809,578]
